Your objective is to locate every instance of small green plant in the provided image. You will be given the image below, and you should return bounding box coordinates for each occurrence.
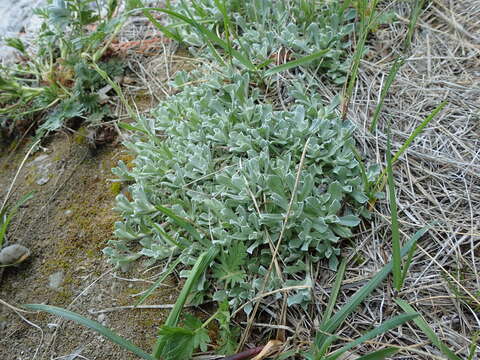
[132,0,356,83]
[0,192,34,249]
[0,0,126,141]
[104,1,377,316]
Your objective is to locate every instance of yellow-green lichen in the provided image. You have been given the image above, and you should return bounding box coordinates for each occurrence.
[110,182,122,195]
[74,127,88,144]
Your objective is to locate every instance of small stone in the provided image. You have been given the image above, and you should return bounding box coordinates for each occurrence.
[0,244,30,265]
[64,209,73,216]
[47,323,59,330]
[31,154,53,185]
[48,271,65,290]
[30,154,49,165]
[36,175,50,185]
[97,314,106,323]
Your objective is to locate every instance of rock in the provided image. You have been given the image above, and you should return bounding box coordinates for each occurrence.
[48,271,64,290]
[34,156,53,185]
[97,314,106,324]
[0,244,30,265]
[0,0,46,63]
[36,175,50,185]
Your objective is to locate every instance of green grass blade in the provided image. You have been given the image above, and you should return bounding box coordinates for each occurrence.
[355,347,399,360]
[154,204,207,246]
[315,335,338,359]
[375,101,447,190]
[343,0,379,118]
[386,125,402,291]
[391,101,447,164]
[150,221,188,249]
[395,299,462,360]
[323,313,418,360]
[140,7,255,71]
[178,0,226,66]
[212,0,234,57]
[152,246,219,358]
[467,332,479,360]
[24,304,154,360]
[140,9,182,42]
[128,0,181,41]
[117,121,149,135]
[0,191,34,219]
[400,227,428,285]
[314,234,418,351]
[0,192,34,248]
[263,48,331,77]
[370,57,405,132]
[321,259,347,326]
[405,0,425,49]
[135,256,183,307]
[350,144,372,196]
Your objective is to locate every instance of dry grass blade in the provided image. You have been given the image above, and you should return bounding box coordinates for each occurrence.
[237,137,311,351]
[264,49,331,77]
[395,299,462,360]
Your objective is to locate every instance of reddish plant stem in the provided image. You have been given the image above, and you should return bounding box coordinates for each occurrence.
[223,346,264,360]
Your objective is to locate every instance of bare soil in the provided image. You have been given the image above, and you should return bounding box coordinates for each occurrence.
[0,134,177,359]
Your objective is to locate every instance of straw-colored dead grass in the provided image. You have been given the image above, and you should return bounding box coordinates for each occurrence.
[324,0,480,358]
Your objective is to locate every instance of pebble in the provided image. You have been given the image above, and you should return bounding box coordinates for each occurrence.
[47,323,59,330]
[0,244,30,265]
[48,270,64,290]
